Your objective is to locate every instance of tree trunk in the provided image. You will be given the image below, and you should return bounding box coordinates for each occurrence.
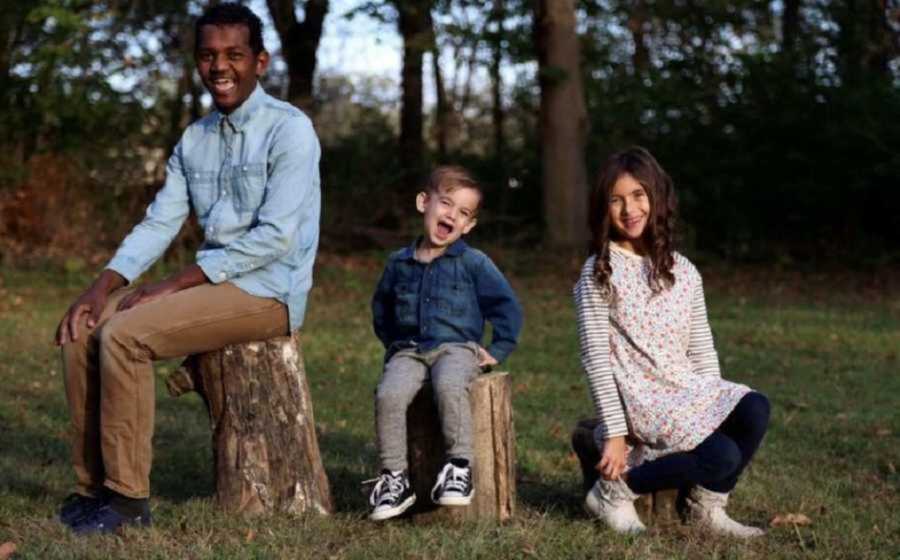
[395,0,434,191]
[571,418,678,523]
[167,334,333,516]
[626,0,649,74]
[490,0,511,236]
[533,0,590,249]
[781,0,801,54]
[432,45,449,161]
[490,0,507,163]
[266,0,329,112]
[406,372,516,523]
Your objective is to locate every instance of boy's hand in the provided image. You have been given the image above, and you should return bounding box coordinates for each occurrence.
[477,346,499,369]
[596,435,628,480]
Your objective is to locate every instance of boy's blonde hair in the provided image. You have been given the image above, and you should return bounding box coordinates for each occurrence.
[426,166,483,211]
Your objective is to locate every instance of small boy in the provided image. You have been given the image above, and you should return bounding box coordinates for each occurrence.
[367,166,523,521]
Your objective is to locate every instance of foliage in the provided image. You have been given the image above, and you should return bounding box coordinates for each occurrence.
[578,0,900,261]
[1,0,898,261]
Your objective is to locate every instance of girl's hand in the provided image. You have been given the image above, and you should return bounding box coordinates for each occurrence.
[596,435,628,480]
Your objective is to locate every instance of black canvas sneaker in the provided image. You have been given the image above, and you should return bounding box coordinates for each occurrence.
[431,458,474,506]
[368,469,416,521]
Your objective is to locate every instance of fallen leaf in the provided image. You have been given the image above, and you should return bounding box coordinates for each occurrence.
[245,529,256,543]
[0,542,16,560]
[770,513,812,527]
[873,427,891,437]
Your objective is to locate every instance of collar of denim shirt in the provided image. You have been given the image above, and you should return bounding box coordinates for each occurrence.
[397,237,469,262]
[206,83,266,133]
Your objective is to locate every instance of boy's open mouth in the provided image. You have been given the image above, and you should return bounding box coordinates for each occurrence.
[436,221,453,238]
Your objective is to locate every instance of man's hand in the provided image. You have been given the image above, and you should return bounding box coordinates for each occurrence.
[596,435,628,481]
[477,346,499,369]
[55,269,127,346]
[117,264,209,312]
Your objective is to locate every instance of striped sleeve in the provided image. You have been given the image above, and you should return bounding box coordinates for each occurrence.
[685,267,722,378]
[573,257,629,439]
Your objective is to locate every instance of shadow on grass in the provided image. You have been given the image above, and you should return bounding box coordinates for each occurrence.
[151,391,215,503]
[318,429,376,516]
[0,409,70,504]
[516,469,585,520]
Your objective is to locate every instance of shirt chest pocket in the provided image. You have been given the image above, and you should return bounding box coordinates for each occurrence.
[186,169,217,217]
[393,282,419,326]
[438,281,475,317]
[230,163,267,214]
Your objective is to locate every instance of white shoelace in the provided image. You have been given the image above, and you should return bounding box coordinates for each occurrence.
[442,465,470,494]
[371,472,405,506]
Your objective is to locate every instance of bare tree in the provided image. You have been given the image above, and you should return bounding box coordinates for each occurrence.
[781,0,801,54]
[266,0,329,112]
[533,0,589,248]
[393,0,435,190]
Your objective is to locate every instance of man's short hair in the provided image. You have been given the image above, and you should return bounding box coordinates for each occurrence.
[195,3,266,55]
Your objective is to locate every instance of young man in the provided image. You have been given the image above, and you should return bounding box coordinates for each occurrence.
[54,3,321,535]
[367,166,523,521]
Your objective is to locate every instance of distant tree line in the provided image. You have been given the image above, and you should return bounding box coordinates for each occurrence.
[1,0,898,262]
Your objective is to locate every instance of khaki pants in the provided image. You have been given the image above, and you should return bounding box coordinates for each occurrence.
[62,282,288,498]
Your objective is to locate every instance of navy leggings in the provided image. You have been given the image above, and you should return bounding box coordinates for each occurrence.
[625,392,770,494]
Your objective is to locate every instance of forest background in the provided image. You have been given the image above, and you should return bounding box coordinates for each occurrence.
[1,0,898,266]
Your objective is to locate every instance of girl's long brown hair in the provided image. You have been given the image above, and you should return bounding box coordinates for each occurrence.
[588,146,677,296]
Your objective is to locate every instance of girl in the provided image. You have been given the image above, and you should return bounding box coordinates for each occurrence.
[574,147,769,537]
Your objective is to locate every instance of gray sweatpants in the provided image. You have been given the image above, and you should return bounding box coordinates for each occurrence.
[375,342,480,471]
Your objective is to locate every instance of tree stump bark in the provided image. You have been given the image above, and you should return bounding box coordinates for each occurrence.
[406,372,516,523]
[166,333,333,516]
[571,418,678,523]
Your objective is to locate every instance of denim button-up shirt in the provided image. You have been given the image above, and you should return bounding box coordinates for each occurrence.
[106,85,321,330]
[372,239,523,362]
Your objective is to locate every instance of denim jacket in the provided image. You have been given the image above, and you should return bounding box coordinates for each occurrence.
[106,85,321,330]
[371,239,523,362]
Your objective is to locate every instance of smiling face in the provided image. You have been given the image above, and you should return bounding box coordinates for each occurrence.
[416,185,480,253]
[608,173,651,253]
[195,24,269,114]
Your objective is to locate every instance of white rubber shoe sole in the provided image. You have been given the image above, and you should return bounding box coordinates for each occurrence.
[435,490,474,506]
[369,494,416,521]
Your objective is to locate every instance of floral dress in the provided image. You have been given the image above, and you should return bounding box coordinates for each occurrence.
[574,243,751,466]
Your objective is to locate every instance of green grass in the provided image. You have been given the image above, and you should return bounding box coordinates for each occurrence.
[0,254,898,559]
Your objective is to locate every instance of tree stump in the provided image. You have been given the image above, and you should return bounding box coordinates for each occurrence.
[571,418,678,523]
[406,372,516,523]
[166,333,333,516]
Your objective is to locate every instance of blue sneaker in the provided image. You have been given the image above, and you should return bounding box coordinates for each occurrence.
[71,503,152,535]
[58,493,104,527]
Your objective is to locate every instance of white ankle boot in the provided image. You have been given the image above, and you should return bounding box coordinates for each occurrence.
[584,478,646,534]
[685,486,764,538]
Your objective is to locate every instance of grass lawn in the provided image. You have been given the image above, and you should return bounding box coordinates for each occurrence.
[0,252,897,559]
